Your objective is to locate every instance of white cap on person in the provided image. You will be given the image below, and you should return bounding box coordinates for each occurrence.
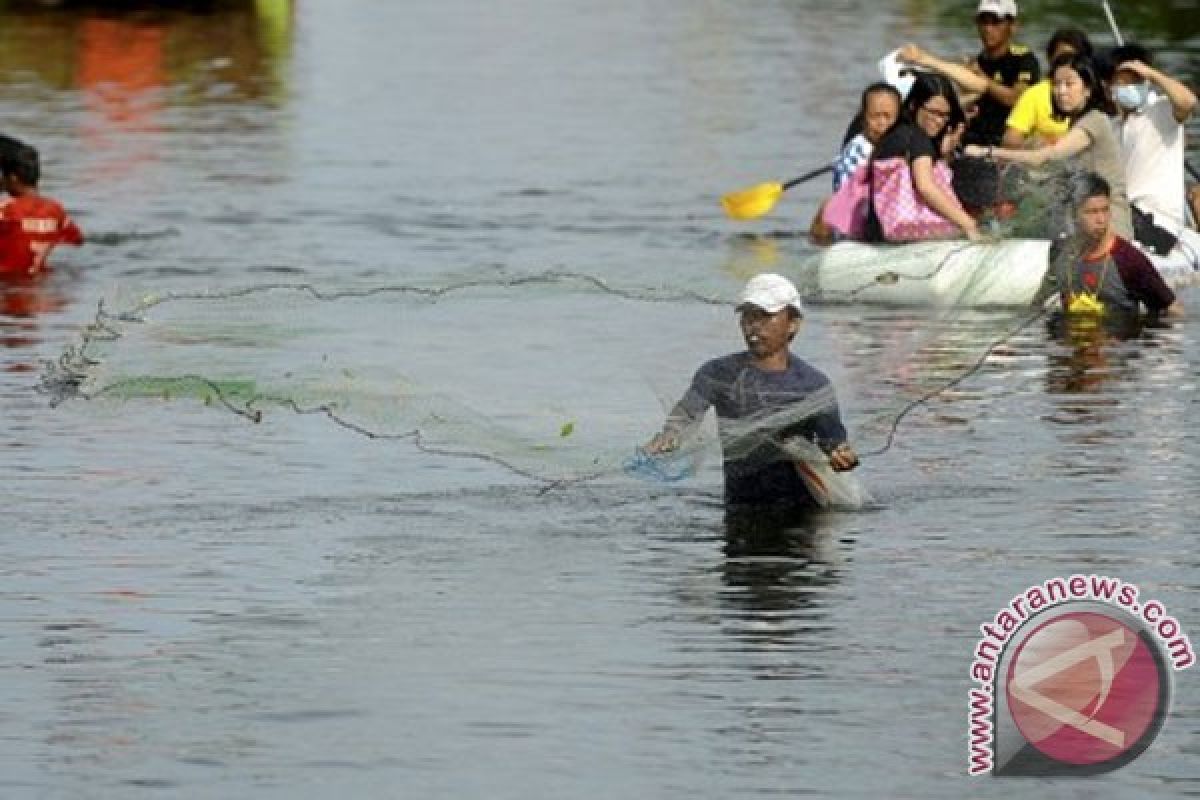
[977,0,1018,17]
[737,273,804,316]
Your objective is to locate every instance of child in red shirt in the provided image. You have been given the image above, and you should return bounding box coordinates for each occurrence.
[0,144,83,276]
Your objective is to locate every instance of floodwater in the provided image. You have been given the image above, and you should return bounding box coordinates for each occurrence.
[3,1,1200,797]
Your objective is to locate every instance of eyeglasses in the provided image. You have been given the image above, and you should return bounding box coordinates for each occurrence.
[975,13,1011,26]
[920,104,952,121]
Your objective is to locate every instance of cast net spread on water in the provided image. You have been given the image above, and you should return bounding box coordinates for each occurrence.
[40,270,884,506]
[43,273,715,484]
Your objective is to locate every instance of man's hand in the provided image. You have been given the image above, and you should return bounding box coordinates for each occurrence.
[899,43,931,67]
[809,199,834,246]
[644,431,679,454]
[1115,60,1152,81]
[828,443,859,471]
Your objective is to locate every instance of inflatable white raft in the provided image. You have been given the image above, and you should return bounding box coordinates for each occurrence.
[802,230,1200,308]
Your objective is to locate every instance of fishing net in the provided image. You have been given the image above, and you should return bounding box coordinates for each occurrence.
[43,272,729,487]
[42,269,883,507]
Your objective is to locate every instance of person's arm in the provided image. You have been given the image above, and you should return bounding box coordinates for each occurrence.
[1112,238,1182,315]
[61,214,83,246]
[1001,126,1027,149]
[809,198,834,246]
[795,385,858,471]
[971,50,1038,110]
[644,368,714,453]
[1119,60,1197,124]
[1189,185,1200,230]
[814,404,858,472]
[1002,85,1039,148]
[832,135,869,192]
[899,44,987,105]
[910,155,980,240]
[644,400,702,453]
[980,77,1032,109]
[964,124,1090,167]
[978,63,1034,110]
[941,122,966,159]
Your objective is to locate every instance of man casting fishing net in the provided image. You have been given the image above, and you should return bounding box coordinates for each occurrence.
[643,273,859,510]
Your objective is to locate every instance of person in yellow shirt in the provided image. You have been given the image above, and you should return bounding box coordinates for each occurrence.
[1003,28,1093,148]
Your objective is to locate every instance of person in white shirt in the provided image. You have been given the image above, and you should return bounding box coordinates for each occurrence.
[1108,44,1197,247]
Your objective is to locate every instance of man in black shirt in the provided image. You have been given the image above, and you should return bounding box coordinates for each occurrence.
[961,0,1039,210]
[967,0,1040,147]
[899,0,1039,210]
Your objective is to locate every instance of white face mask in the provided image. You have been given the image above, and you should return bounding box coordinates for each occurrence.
[1114,82,1150,111]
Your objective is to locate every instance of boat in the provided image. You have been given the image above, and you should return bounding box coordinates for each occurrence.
[800,229,1200,308]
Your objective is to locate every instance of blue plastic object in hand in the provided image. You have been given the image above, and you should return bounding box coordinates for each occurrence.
[622,447,695,483]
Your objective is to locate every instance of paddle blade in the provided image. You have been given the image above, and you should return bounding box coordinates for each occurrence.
[721,181,784,220]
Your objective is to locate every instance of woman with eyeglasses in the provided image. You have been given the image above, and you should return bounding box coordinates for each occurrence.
[865,72,981,242]
[965,54,1132,239]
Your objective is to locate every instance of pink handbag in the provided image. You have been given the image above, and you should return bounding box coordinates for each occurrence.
[821,164,869,238]
[871,157,965,242]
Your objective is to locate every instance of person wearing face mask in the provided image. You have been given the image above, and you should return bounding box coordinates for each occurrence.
[965,54,1133,240]
[1107,43,1198,251]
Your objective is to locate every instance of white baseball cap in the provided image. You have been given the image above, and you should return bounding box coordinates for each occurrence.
[737,273,804,316]
[977,0,1018,17]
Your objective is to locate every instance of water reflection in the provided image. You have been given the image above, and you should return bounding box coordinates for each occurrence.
[0,273,70,369]
[0,1,294,183]
[0,2,293,99]
[719,509,842,649]
[77,15,168,183]
[1042,314,1149,398]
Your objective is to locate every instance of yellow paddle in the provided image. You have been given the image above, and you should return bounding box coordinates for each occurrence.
[721,165,833,221]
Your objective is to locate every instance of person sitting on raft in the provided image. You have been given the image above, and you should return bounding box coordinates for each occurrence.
[1002,27,1094,149]
[643,273,858,511]
[1106,42,1198,256]
[1034,172,1182,317]
[832,82,905,192]
[965,54,1134,241]
[864,72,980,242]
[809,82,903,244]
